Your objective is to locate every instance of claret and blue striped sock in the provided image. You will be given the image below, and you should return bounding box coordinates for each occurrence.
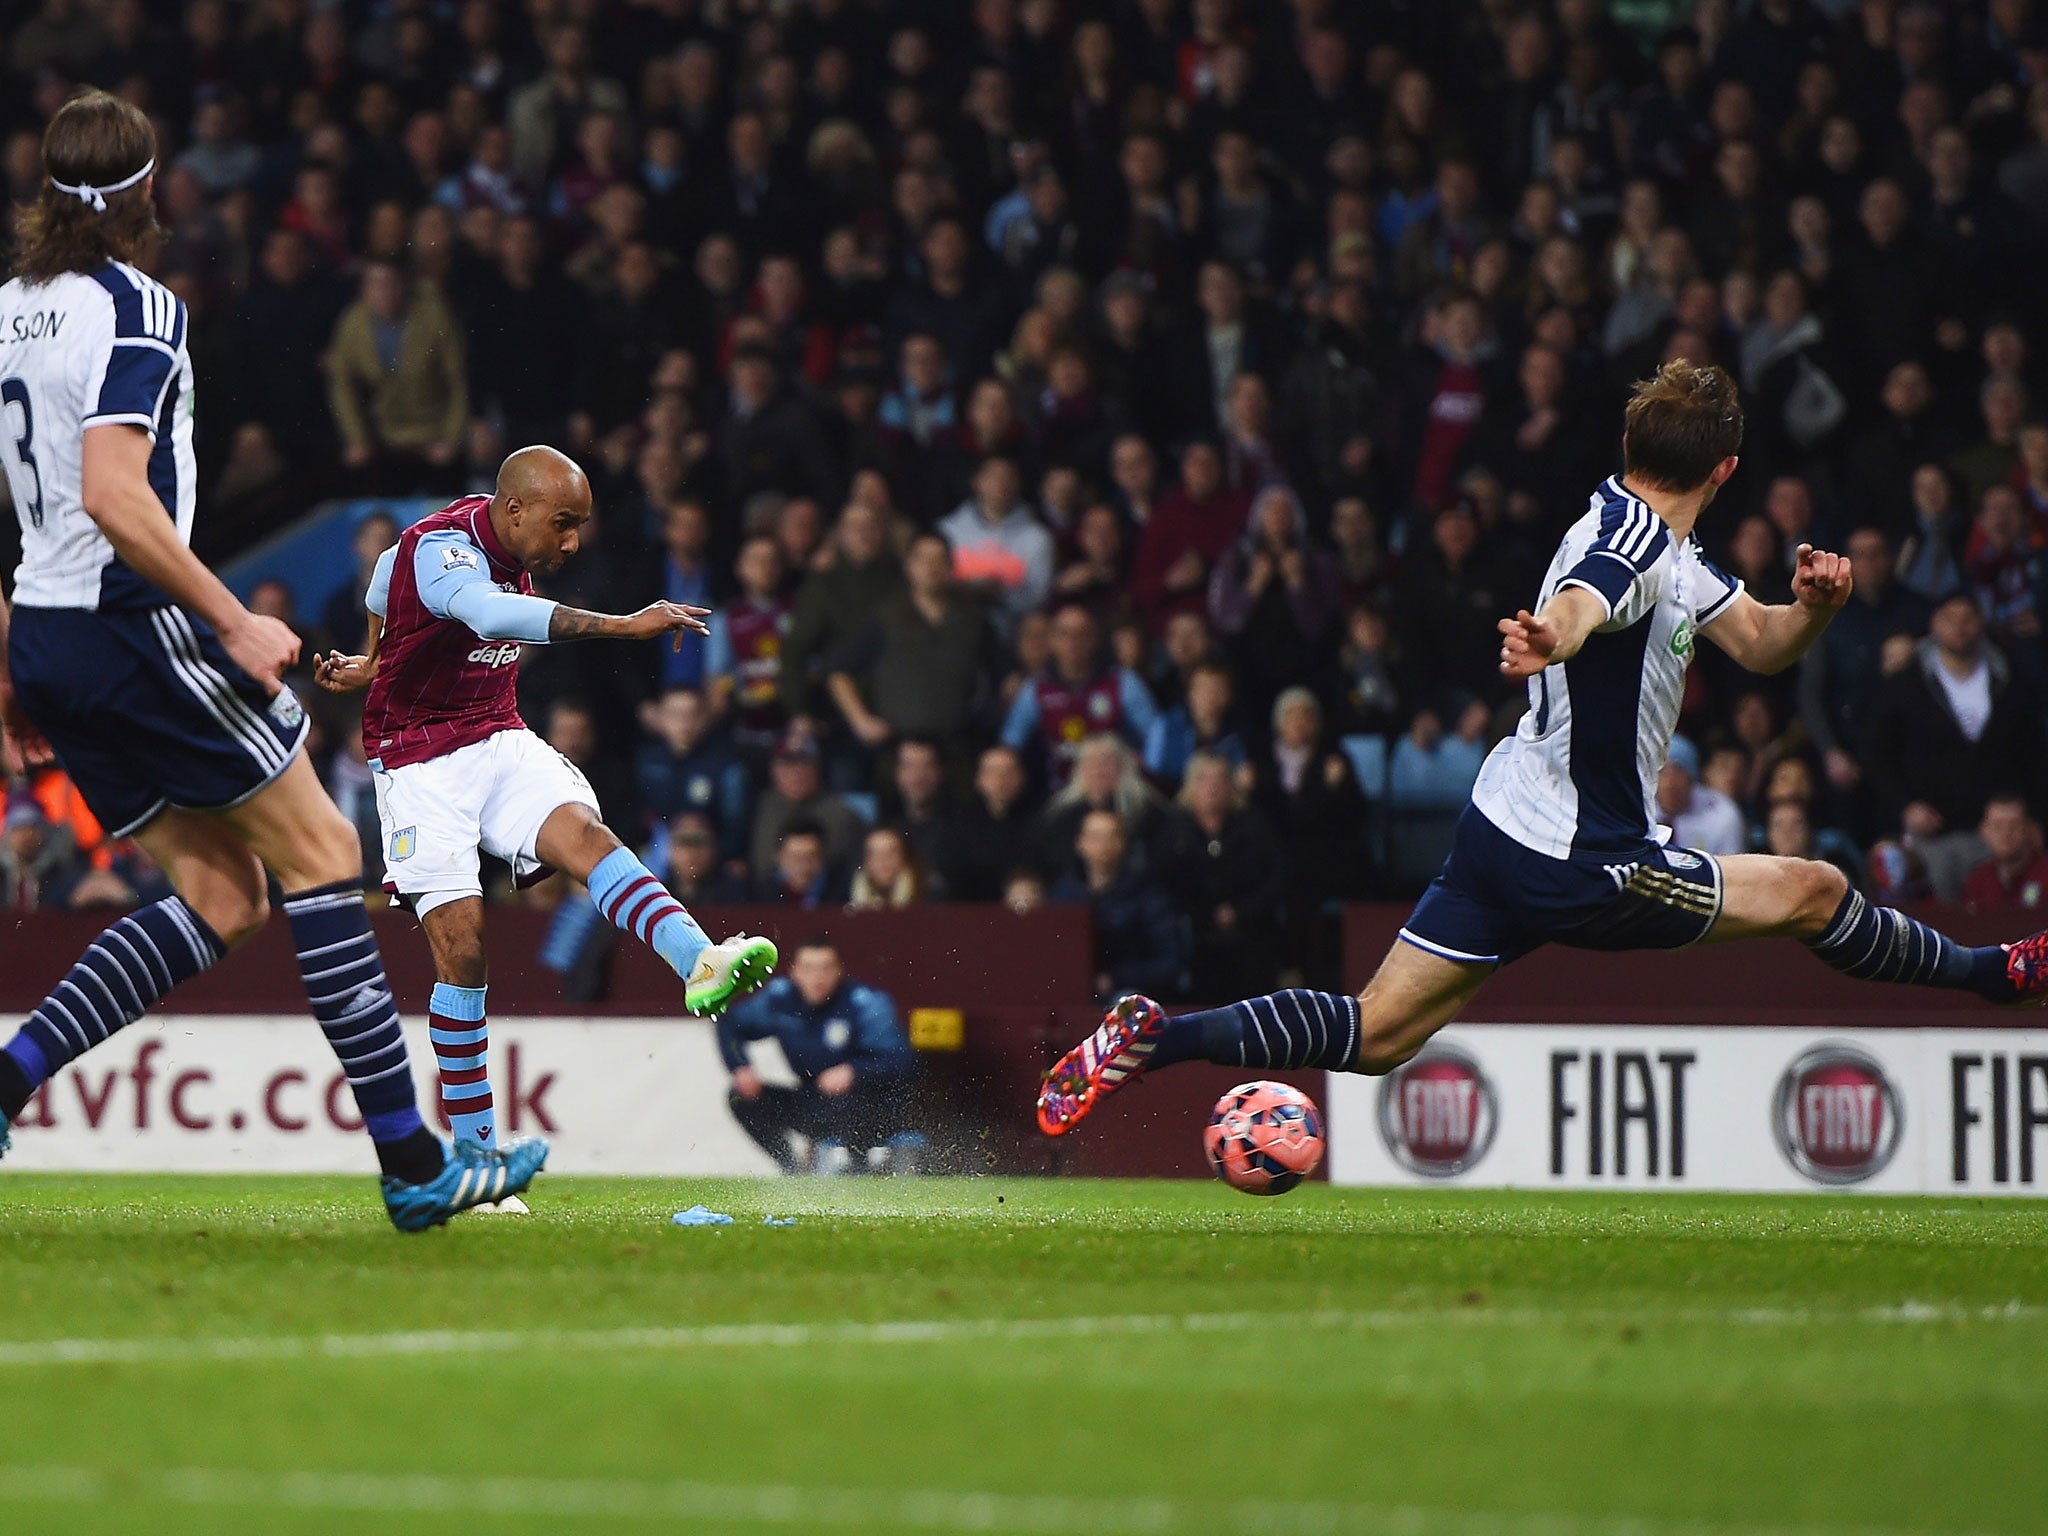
[429,983,493,1145]
[586,846,711,980]
[1147,990,1364,1072]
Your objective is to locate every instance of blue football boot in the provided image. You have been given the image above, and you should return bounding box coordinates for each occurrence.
[381,1135,548,1232]
[0,1108,11,1161]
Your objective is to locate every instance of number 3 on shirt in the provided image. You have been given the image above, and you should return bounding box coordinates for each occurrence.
[0,376,42,530]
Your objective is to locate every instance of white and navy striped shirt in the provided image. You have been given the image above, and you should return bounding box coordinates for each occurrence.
[0,261,195,610]
[1471,476,1742,859]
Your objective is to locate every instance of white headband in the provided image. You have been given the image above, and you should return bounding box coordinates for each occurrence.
[49,158,154,213]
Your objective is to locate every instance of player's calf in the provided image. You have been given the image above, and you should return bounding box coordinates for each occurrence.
[575,838,777,1017]
[0,893,230,1134]
[1719,853,2036,1003]
[1804,884,2041,1004]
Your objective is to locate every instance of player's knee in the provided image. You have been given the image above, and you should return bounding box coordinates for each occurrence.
[194,883,269,949]
[1352,1014,1421,1077]
[1790,858,1848,937]
[295,803,366,887]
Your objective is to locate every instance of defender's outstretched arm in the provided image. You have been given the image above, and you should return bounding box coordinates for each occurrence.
[1701,542,1852,674]
[1497,585,1607,678]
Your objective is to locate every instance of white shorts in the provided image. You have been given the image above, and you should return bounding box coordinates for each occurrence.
[372,729,599,915]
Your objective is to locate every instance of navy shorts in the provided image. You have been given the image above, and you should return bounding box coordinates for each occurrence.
[1400,805,1724,967]
[8,605,310,837]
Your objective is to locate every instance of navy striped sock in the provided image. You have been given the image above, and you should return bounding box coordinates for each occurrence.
[283,881,424,1143]
[1150,990,1363,1071]
[1805,889,2010,1000]
[0,896,225,1113]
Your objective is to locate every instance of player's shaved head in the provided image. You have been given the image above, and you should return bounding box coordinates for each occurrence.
[493,445,594,572]
[497,445,590,513]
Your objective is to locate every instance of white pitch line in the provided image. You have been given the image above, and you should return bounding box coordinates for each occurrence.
[0,1465,2016,1536]
[0,1301,2040,1370]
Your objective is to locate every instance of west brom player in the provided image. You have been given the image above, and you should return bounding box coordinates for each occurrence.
[1038,362,2048,1136]
[315,446,777,1172]
[0,91,544,1227]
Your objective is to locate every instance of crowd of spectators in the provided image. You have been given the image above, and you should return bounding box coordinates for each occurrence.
[3,0,2048,994]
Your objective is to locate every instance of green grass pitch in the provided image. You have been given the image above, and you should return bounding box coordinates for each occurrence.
[1,1175,2044,1536]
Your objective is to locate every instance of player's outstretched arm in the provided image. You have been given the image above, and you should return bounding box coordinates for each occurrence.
[1701,543,1852,675]
[547,601,712,651]
[1497,587,1606,678]
[80,425,299,692]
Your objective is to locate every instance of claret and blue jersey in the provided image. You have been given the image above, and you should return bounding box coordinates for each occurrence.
[1402,475,1744,968]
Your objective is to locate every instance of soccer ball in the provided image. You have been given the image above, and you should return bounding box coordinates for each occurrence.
[1204,1080,1325,1195]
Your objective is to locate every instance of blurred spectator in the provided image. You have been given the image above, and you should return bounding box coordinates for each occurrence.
[227,229,344,470]
[1397,501,1511,715]
[1336,604,1402,737]
[1952,375,2028,513]
[722,346,842,508]
[704,534,793,753]
[1209,486,1343,720]
[847,826,932,910]
[1654,737,1748,855]
[653,499,715,693]
[1250,688,1368,920]
[885,739,959,889]
[0,800,75,911]
[939,455,1054,638]
[1962,796,2048,913]
[321,510,400,652]
[1896,463,1968,606]
[949,745,1037,902]
[1131,440,1247,634]
[753,818,841,908]
[1144,659,1246,784]
[507,25,628,192]
[1866,595,2043,901]
[749,734,868,878]
[1163,752,1283,1001]
[1843,361,1952,539]
[1761,797,1864,890]
[1001,603,1158,789]
[1402,288,1496,513]
[651,813,750,907]
[1051,807,1188,1002]
[635,689,750,860]
[1965,485,2048,694]
[1035,734,1170,881]
[780,501,904,729]
[1391,703,1492,819]
[326,259,468,493]
[828,531,1000,755]
[1796,527,1930,803]
[719,938,918,1174]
